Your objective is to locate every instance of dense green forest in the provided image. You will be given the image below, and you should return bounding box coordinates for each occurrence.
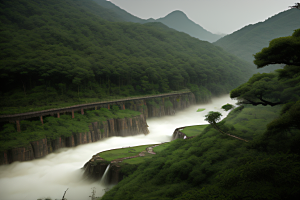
[101,29,300,200]
[0,0,253,114]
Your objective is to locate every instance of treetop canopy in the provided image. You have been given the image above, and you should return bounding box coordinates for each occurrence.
[254,29,300,68]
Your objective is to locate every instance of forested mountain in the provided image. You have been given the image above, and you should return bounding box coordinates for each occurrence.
[92,0,222,42]
[91,0,144,23]
[214,8,300,72]
[0,0,253,113]
[145,10,223,43]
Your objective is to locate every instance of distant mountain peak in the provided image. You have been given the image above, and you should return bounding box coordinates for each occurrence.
[93,0,222,42]
[151,10,222,42]
[160,10,188,20]
[168,10,186,15]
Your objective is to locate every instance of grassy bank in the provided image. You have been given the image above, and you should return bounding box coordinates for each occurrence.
[99,145,153,162]
[181,125,209,137]
[105,142,173,165]
[216,105,281,141]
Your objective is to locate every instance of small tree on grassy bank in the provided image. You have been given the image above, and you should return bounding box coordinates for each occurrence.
[204,111,222,126]
[205,109,248,142]
[221,103,234,111]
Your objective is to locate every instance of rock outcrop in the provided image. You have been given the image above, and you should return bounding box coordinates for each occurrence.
[83,144,166,184]
[172,126,198,140]
[172,129,187,140]
[83,156,123,185]
[83,155,109,180]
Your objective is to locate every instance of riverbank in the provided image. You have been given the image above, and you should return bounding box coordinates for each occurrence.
[82,127,206,185]
[0,92,197,165]
[0,95,236,200]
[101,104,288,200]
[82,103,282,188]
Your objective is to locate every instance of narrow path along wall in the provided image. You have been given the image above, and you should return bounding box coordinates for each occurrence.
[0,92,198,165]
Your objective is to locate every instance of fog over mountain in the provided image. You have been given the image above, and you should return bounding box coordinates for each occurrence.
[145,10,223,42]
[108,0,296,34]
[93,0,222,42]
[214,8,300,72]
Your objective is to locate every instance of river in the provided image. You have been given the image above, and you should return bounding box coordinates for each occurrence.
[0,95,236,200]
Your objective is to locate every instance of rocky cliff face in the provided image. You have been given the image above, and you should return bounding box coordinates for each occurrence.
[0,114,149,165]
[83,155,109,181]
[83,154,124,185]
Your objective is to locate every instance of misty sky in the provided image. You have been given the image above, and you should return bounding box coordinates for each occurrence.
[108,0,297,34]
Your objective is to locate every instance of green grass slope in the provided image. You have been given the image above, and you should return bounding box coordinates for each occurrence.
[181,125,208,137]
[99,145,152,162]
[214,8,300,72]
[101,105,300,200]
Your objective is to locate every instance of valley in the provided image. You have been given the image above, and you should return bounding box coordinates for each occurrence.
[0,96,235,200]
[0,0,299,199]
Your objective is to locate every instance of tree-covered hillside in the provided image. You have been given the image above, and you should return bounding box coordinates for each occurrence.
[0,0,253,114]
[101,29,300,200]
[214,8,300,72]
[91,0,145,23]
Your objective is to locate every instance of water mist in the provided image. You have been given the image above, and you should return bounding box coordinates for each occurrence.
[0,95,235,200]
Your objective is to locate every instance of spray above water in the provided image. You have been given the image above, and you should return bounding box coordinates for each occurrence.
[0,95,236,200]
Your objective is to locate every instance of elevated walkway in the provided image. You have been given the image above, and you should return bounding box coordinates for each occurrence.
[0,90,191,132]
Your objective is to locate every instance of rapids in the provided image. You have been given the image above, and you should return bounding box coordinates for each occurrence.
[0,95,236,200]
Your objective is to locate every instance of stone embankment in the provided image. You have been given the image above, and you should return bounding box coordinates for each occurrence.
[0,92,198,165]
[0,114,149,165]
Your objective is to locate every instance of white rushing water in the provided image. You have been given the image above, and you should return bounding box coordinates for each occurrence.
[0,95,236,200]
[99,164,110,185]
